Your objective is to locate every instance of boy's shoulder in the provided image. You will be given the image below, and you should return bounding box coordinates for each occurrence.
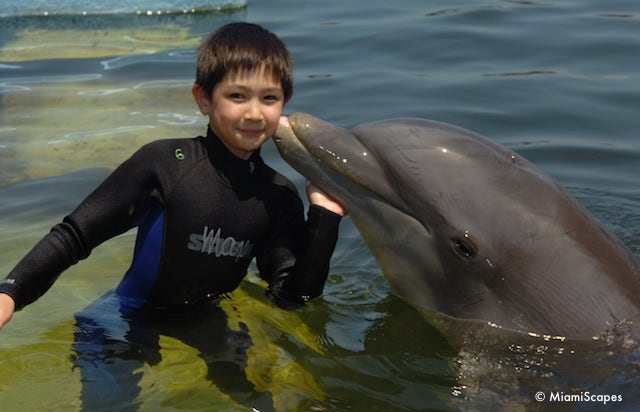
[135,137,207,162]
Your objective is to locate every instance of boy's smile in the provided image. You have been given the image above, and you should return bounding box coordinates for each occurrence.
[193,67,286,160]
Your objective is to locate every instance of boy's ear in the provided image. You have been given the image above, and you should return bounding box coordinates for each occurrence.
[192,84,210,114]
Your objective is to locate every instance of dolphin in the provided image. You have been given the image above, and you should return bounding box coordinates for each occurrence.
[274,113,640,341]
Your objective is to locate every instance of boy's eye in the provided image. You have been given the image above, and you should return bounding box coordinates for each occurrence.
[229,93,245,100]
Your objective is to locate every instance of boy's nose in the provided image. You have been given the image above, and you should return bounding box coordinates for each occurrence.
[244,101,263,120]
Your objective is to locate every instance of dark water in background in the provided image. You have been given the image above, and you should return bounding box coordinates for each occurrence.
[1,0,639,411]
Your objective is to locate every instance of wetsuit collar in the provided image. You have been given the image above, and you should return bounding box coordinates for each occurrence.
[203,126,263,189]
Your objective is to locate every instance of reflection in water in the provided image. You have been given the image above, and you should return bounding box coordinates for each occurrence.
[71,291,260,411]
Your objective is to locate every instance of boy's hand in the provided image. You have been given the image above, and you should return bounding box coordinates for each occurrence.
[0,293,16,330]
[306,182,346,216]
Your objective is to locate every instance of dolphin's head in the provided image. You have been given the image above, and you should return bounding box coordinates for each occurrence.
[275,113,640,339]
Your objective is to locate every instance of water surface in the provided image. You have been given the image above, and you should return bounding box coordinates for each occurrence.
[1,0,639,411]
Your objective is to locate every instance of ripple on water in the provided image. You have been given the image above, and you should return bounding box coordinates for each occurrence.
[9,349,71,380]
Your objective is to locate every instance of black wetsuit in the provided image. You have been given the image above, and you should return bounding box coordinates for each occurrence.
[0,128,342,409]
[0,127,341,310]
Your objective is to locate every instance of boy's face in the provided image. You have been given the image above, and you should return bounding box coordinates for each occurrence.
[193,67,285,160]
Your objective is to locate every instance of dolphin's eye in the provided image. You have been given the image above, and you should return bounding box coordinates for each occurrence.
[452,237,476,259]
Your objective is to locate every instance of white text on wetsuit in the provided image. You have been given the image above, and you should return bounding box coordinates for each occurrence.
[187,226,253,260]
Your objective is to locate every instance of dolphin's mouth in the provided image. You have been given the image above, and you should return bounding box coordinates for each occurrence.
[275,113,403,211]
[274,114,438,242]
[277,115,367,184]
[277,114,441,245]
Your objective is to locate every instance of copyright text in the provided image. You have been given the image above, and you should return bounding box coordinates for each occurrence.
[535,391,622,405]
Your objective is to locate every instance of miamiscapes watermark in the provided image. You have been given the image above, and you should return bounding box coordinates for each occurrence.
[534,391,622,405]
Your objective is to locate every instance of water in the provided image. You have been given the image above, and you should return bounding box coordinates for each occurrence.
[0,0,245,17]
[1,0,639,410]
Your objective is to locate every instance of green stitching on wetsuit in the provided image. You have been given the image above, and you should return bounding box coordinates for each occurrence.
[175,148,185,160]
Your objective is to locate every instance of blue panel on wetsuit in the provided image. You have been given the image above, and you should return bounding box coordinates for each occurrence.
[115,202,164,302]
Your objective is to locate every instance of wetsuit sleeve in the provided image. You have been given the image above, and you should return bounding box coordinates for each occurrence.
[264,204,342,308]
[0,144,161,310]
[0,220,89,311]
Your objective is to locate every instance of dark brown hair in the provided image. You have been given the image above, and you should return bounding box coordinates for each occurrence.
[195,22,293,101]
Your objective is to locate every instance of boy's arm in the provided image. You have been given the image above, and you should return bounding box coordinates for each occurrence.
[265,184,344,308]
[0,141,163,315]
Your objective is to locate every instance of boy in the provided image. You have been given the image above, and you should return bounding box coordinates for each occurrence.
[0,22,343,408]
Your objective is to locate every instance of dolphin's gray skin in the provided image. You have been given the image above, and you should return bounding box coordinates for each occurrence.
[274,113,640,340]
